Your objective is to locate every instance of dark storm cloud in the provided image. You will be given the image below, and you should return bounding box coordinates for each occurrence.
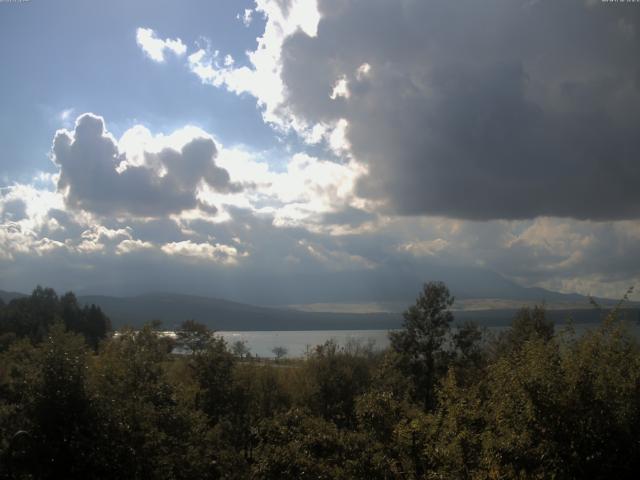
[51,113,240,217]
[279,0,640,220]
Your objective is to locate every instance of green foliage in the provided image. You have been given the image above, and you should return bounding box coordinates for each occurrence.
[493,305,554,357]
[189,334,236,424]
[253,408,356,479]
[0,286,110,349]
[231,339,251,359]
[28,324,98,478]
[1,283,639,479]
[89,324,210,479]
[176,319,214,353]
[554,318,640,477]
[389,281,455,410]
[356,390,404,444]
[298,339,372,427]
[427,309,640,479]
[0,338,39,478]
[426,369,486,478]
[482,337,566,477]
[234,363,291,419]
[453,321,484,365]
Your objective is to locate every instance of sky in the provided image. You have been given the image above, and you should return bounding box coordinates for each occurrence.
[1,0,640,306]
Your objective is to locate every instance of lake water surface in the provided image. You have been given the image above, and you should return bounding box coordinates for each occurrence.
[218,330,391,358]
[217,322,640,358]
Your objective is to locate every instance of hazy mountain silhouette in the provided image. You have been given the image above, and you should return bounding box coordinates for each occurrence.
[0,290,26,304]
[76,293,402,330]
[73,292,638,330]
[2,270,636,330]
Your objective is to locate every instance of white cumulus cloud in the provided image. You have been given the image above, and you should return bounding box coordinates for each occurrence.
[136,27,187,62]
[51,113,240,218]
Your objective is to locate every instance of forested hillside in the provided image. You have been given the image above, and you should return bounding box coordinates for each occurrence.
[1,283,639,479]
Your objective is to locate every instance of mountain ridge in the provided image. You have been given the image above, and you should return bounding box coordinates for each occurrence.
[2,285,636,331]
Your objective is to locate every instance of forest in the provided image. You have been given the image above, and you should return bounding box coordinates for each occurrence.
[1,282,639,479]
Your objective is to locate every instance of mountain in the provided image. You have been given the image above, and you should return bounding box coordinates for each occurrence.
[0,290,27,304]
[3,262,624,307]
[2,280,636,331]
[203,265,616,307]
[77,293,402,331]
[74,292,637,331]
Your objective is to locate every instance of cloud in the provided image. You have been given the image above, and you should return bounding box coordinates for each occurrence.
[51,113,240,218]
[0,112,382,290]
[7,89,640,304]
[298,238,376,271]
[393,215,640,300]
[278,0,640,220]
[182,0,640,221]
[3,174,640,302]
[136,27,187,62]
[237,8,254,27]
[160,240,242,265]
[39,110,370,249]
[1,198,27,222]
[329,75,349,100]
[115,239,154,255]
[59,108,74,125]
[4,3,640,303]
[208,146,368,233]
[186,0,321,130]
[399,238,449,257]
[0,182,66,259]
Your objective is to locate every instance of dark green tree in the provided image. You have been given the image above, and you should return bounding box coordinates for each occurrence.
[252,409,350,480]
[232,339,251,359]
[0,286,58,343]
[25,324,99,478]
[60,292,111,349]
[389,281,454,411]
[0,287,110,349]
[191,335,236,424]
[177,319,213,353]
[452,320,486,384]
[271,345,287,361]
[493,304,554,357]
[89,325,208,479]
[301,340,371,427]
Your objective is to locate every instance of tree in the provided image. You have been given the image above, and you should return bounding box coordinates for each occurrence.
[493,305,554,357]
[26,324,99,478]
[452,320,485,382]
[0,286,58,343]
[271,346,287,361]
[232,340,251,360]
[176,319,213,353]
[0,287,110,349]
[89,325,208,479]
[60,292,111,350]
[252,409,350,479]
[301,340,371,427]
[389,281,454,411]
[191,336,236,424]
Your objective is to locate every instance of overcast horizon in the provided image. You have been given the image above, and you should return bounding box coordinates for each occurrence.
[2,0,640,305]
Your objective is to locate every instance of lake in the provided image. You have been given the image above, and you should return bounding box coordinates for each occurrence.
[217,329,391,358]
[217,322,640,358]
